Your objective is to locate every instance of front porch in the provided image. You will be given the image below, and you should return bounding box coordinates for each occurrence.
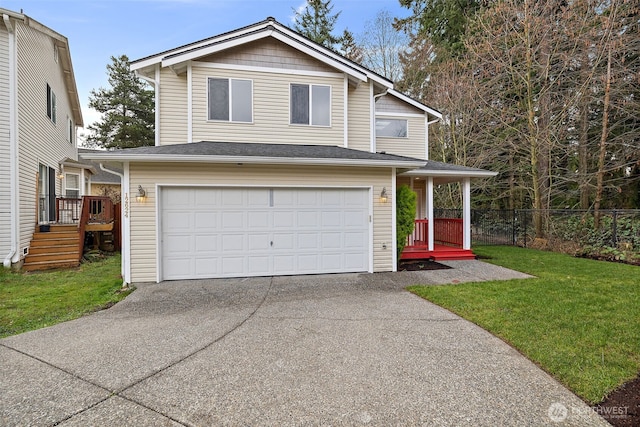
[401,218,476,261]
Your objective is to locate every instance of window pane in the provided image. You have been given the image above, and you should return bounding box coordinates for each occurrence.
[291,84,309,125]
[231,79,252,122]
[311,85,330,126]
[208,78,229,121]
[376,118,408,138]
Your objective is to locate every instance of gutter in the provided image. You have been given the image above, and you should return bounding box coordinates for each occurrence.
[3,13,19,268]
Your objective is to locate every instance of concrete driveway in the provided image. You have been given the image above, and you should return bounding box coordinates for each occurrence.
[1,261,608,426]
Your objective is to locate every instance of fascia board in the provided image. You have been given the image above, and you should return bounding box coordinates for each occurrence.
[402,169,498,178]
[387,89,442,119]
[81,154,426,169]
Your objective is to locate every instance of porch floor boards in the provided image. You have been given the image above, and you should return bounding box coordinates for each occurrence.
[401,242,476,261]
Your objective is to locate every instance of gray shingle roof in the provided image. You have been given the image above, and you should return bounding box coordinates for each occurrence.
[78,149,122,184]
[82,141,426,165]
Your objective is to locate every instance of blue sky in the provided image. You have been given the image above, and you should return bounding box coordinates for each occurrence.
[1,0,410,132]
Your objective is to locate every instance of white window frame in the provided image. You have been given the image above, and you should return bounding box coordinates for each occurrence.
[375,118,408,138]
[207,77,253,123]
[46,84,56,124]
[290,83,331,127]
[64,173,80,198]
[67,116,74,143]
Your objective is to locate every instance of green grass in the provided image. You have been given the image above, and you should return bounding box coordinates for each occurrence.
[0,254,132,338]
[409,246,640,404]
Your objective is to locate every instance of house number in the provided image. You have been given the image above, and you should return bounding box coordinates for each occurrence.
[124,193,129,218]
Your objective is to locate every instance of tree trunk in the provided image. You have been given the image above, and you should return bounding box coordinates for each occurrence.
[594,45,612,229]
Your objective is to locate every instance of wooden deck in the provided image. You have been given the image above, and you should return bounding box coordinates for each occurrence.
[401,242,476,261]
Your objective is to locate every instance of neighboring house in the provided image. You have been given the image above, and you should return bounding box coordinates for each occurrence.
[78,149,122,202]
[1,9,94,270]
[84,17,496,284]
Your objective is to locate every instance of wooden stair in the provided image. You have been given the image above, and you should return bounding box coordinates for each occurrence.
[22,224,81,271]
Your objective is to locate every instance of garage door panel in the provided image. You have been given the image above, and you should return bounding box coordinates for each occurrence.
[161,187,370,280]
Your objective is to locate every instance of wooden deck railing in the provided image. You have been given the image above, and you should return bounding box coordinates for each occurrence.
[56,198,82,224]
[434,218,463,246]
[406,218,464,248]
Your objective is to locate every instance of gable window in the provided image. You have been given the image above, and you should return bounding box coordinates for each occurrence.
[46,84,56,124]
[207,77,252,123]
[290,84,330,127]
[376,118,408,138]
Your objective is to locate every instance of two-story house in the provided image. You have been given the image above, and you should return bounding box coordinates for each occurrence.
[85,17,495,284]
[1,8,92,270]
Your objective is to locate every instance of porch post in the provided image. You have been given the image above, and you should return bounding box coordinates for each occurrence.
[427,177,434,251]
[463,178,471,250]
[122,162,131,284]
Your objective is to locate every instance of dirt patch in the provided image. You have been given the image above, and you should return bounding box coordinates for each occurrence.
[594,374,640,426]
[398,260,452,271]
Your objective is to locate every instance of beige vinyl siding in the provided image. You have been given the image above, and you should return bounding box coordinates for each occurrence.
[376,115,426,159]
[376,94,424,115]
[191,66,344,145]
[347,81,371,152]
[128,163,394,282]
[15,21,77,258]
[202,38,336,73]
[0,24,10,255]
[158,67,187,145]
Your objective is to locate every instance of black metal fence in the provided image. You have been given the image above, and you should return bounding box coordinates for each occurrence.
[435,208,640,251]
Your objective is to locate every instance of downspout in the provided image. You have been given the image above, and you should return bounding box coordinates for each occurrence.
[99,163,128,286]
[3,14,19,268]
[425,117,440,160]
[371,88,389,153]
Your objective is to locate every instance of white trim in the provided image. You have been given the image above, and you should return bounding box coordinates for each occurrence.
[387,89,442,118]
[155,64,160,146]
[425,117,439,160]
[375,112,424,118]
[82,154,426,168]
[192,61,344,79]
[427,177,434,252]
[402,169,498,178]
[156,184,373,281]
[343,76,348,148]
[206,76,254,123]
[123,163,131,284]
[187,62,193,143]
[391,168,397,271]
[369,84,375,152]
[463,178,471,250]
[3,13,19,267]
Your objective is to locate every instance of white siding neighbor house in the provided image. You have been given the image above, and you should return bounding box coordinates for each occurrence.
[84,17,496,284]
[1,8,92,270]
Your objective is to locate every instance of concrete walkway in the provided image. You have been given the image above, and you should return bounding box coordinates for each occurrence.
[1,261,608,426]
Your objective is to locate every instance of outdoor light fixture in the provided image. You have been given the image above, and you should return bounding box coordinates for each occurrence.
[380,187,388,203]
[136,185,147,202]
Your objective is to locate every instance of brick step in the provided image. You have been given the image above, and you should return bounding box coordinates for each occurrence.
[24,251,80,263]
[22,259,80,272]
[28,244,79,255]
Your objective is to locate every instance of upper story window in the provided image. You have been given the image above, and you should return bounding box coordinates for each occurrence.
[376,118,408,138]
[46,84,57,124]
[290,84,330,127]
[208,77,252,123]
[67,116,74,143]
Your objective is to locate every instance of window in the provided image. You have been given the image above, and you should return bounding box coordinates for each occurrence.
[290,84,330,126]
[46,84,56,124]
[65,173,80,198]
[67,116,74,143]
[54,45,59,63]
[376,118,408,138]
[207,78,252,122]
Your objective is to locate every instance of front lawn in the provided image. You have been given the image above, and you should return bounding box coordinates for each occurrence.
[0,254,131,338]
[408,246,640,404]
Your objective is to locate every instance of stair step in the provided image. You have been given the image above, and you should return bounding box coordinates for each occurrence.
[22,259,80,272]
[48,224,79,232]
[32,231,79,240]
[30,238,79,248]
[28,244,78,255]
[24,251,80,263]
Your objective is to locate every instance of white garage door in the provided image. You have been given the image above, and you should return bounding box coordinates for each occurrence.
[160,187,370,280]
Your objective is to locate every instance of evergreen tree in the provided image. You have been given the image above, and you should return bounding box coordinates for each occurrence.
[292,0,342,50]
[338,29,363,63]
[86,55,155,149]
